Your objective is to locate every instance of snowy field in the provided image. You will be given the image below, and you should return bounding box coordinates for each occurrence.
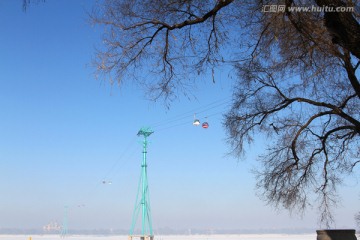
[0,234,317,240]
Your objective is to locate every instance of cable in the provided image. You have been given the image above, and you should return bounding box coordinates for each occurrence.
[102,135,138,180]
[76,96,232,212]
[150,97,231,129]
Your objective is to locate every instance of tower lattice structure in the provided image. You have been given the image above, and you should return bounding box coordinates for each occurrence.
[129,127,154,240]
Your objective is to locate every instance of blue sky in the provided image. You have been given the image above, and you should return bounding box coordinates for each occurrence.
[0,0,358,232]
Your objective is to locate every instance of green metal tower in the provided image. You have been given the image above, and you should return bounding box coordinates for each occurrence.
[129,127,154,240]
[60,205,68,238]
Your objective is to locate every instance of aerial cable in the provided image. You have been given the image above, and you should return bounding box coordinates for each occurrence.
[155,120,193,132]
[150,97,230,127]
[154,109,226,132]
[150,97,231,129]
[106,144,138,182]
[195,99,232,115]
[102,135,138,180]
[78,135,138,204]
[76,98,232,207]
[153,105,231,132]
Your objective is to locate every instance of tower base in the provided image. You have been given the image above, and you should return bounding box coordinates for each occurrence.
[128,235,154,240]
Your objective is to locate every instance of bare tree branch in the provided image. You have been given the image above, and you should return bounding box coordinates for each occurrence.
[92,0,360,225]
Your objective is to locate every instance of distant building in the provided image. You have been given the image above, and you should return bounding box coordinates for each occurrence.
[43,221,61,233]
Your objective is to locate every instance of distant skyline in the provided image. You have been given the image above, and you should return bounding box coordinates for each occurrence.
[0,0,358,233]
[0,226,320,235]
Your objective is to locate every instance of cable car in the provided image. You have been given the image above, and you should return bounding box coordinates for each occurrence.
[202,116,209,129]
[193,113,200,126]
[202,122,209,129]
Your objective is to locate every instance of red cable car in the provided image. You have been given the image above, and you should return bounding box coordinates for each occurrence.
[202,122,209,129]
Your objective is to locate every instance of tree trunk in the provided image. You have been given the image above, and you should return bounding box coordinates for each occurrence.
[314,0,360,59]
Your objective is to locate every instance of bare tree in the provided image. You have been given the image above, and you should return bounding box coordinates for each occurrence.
[22,0,45,11]
[225,1,360,227]
[91,0,241,101]
[92,0,360,226]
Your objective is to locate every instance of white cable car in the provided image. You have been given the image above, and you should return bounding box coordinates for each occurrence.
[193,113,200,126]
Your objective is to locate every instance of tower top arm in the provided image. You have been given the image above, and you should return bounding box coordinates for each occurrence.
[137,127,154,138]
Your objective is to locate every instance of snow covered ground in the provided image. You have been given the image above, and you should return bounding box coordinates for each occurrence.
[0,234,317,240]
